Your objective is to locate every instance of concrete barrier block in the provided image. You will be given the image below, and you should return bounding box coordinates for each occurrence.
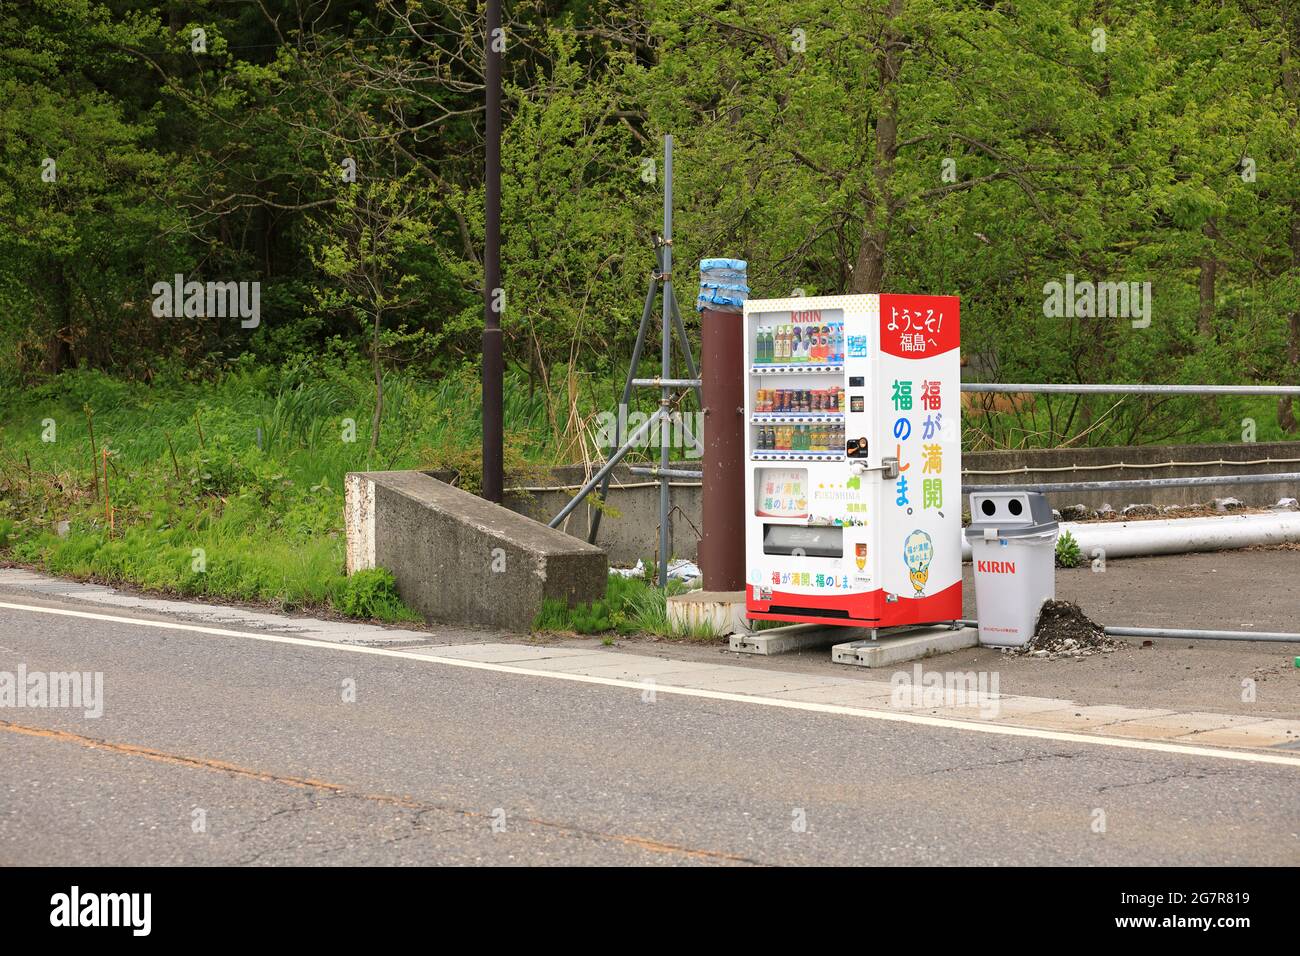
[345,471,607,630]
[831,626,978,667]
[666,589,747,637]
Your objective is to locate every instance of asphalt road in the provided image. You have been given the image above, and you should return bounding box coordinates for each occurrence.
[1,593,1297,866]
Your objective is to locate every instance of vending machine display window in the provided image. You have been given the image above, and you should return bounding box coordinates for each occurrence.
[748,307,849,462]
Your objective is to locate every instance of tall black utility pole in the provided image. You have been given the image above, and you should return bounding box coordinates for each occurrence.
[482,0,504,502]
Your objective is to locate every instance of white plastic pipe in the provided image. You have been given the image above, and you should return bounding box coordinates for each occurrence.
[961,511,1300,561]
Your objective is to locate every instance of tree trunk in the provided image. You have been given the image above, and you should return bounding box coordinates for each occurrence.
[1279,28,1299,432]
[1197,218,1216,338]
[369,310,384,453]
[1279,213,1300,432]
[43,262,76,375]
[850,0,904,294]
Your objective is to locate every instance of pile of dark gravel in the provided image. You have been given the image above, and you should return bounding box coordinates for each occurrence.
[1004,600,1126,659]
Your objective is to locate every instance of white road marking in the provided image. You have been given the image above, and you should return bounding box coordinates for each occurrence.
[3,599,1298,769]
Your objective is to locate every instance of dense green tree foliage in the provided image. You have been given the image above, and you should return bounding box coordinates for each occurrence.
[2,0,1298,447]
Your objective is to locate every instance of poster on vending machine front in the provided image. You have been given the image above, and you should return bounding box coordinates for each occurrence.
[754,468,808,518]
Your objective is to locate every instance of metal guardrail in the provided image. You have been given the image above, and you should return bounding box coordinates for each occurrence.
[558,380,1300,541]
[964,472,1300,494]
[966,457,1300,476]
[548,470,1300,494]
[629,466,704,480]
[961,381,1300,493]
[961,382,1300,396]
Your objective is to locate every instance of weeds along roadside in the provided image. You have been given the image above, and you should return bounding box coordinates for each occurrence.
[0,361,663,620]
[3,360,1286,631]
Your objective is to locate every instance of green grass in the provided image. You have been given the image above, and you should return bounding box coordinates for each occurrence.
[964,392,1296,451]
[0,356,676,619]
[533,573,723,639]
[0,361,577,616]
[336,568,422,622]
[6,354,1284,625]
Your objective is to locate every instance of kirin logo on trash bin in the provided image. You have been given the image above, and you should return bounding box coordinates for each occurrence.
[975,560,1016,574]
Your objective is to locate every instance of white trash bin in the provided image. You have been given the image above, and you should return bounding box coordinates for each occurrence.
[965,491,1059,647]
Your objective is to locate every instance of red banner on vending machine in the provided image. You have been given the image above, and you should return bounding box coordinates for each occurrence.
[878,294,960,359]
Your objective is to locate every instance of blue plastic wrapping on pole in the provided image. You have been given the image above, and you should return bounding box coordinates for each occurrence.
[697,258,749,313]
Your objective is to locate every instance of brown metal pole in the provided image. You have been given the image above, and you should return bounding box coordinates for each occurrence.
[700,305,745,591]
[481,0,503,503]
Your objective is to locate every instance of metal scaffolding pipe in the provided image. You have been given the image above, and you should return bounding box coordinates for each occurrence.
[576,136,699,548]
[588,254,662,545]
[630,466,704,480]
[957,619,1299,643]
[658,135,673,588]
[669,295,703,408]
[1104,626,1300,643]
[548,408,664,528]
[632,377,702,388]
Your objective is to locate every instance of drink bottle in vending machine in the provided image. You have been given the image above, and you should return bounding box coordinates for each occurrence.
[744,294,962,627]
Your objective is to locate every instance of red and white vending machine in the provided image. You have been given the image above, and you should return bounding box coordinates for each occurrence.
[744,293,961,628]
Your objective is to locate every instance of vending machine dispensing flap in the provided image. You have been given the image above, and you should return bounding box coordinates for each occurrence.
[762,524,843,558]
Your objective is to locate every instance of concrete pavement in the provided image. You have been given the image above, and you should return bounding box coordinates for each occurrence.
[2,568,1296,755]
[0,572,1297,865]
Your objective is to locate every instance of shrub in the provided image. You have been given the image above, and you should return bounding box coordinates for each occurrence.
[1055,529,1082,568]
[335,567,418,622]
[532,573,706,637]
